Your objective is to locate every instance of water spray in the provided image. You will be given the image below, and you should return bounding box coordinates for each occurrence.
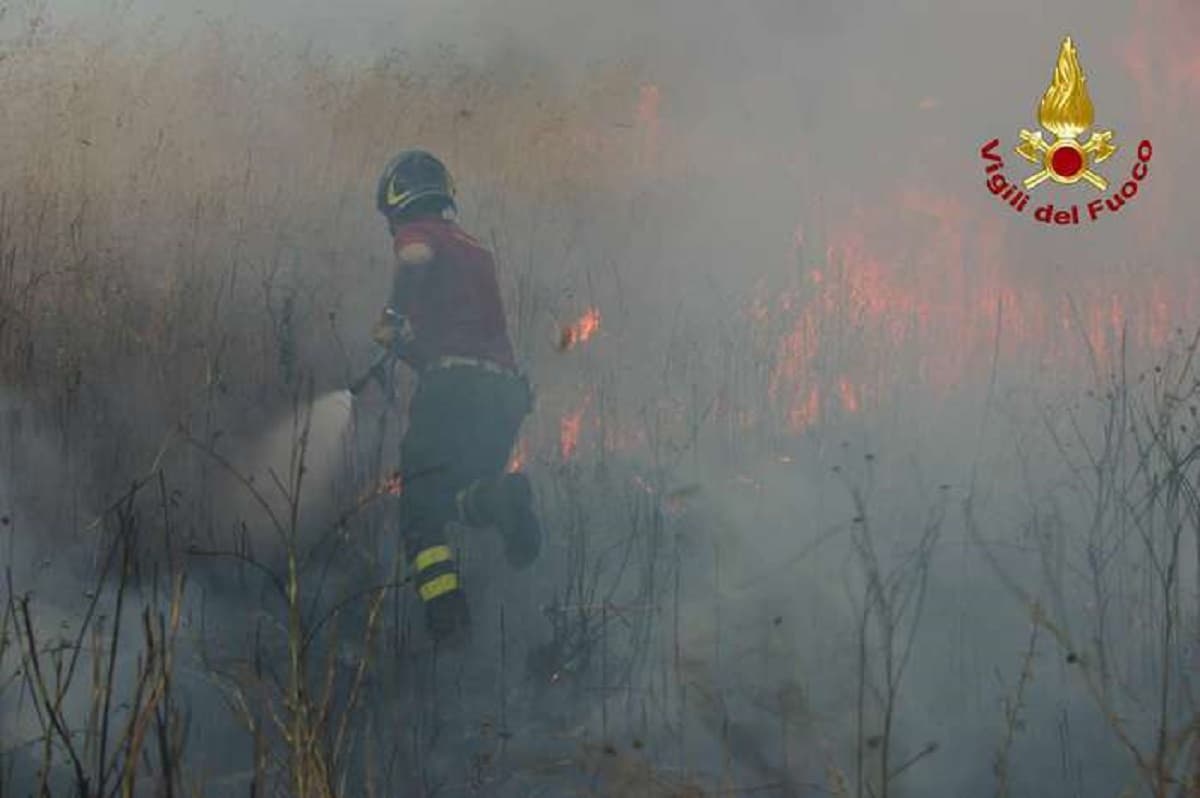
[249,350,396,524]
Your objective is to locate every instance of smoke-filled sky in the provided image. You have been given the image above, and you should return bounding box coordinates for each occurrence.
[28,0,1198,423]
[56,0,1176,268]
[37,0,1162,91]
[36,0,1179,180]
[20,0,1196,416]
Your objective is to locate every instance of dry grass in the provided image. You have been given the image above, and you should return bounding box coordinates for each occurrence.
[0,21,667,796]
[0,22,654,438]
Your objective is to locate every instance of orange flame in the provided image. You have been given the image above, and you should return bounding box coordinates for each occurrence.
[507,437,528,473]
[382,472,404,496]
[559,307,602,351]
[560,410,583,460]
[754,177,1199,437]
[560,393,593,460]
[837,377,859,414]
[356,472,404,504]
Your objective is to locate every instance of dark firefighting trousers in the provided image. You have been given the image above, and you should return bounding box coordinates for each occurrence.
[399,362,532,612]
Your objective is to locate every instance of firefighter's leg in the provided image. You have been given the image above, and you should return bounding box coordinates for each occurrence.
[403,503,471,644]
[400,381,471,644]
[412,535,470,644]
[457,472,541,568]
[453,370,542,568]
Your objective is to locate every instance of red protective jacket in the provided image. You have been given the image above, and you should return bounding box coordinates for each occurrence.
[386,216,517,372]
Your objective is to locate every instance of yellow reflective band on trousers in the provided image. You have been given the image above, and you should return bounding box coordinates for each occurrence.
[418,573,459,602]
[413,545,452,572]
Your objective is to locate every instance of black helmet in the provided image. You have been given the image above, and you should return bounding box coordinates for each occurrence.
[375,149,457,219]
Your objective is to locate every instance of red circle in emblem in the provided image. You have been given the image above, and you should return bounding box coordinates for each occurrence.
[1051,146,1084,178]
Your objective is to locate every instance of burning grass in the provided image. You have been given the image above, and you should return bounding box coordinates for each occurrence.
[558,306,602,352]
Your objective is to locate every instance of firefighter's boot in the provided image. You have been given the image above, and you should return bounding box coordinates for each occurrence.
[458,473,542,569]
[426,589,470,645]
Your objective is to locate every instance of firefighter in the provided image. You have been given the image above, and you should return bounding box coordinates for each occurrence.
[370,150,541,644]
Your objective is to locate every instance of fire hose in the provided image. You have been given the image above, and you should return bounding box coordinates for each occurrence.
[348,348,396,396]
[349,307,404,397]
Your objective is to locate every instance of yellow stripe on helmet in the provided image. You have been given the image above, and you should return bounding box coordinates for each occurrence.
[413,545,453,572]
[386,177,410,207]
[418,573,459,602]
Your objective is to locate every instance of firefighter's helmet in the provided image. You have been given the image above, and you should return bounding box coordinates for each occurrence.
[375,150,457,219]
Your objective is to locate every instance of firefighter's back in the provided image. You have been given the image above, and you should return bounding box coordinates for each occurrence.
[391,216,516,371]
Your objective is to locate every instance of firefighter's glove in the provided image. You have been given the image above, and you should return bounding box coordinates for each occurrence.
[371,307,413,353]
[412,544,470,645]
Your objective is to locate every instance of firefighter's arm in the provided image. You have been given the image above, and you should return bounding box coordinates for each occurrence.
[371,232,435,351]
[370,307,412,352]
